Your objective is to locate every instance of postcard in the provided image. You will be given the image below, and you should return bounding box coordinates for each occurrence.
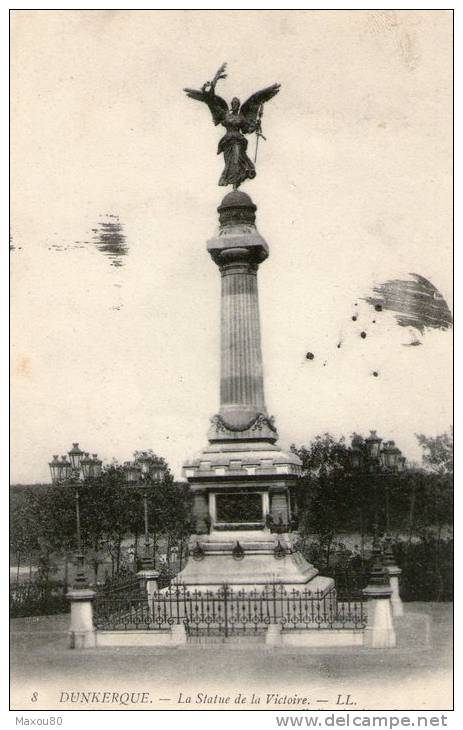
[10,9,453,718]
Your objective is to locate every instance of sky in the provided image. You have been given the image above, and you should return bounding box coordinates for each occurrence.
[10,10,452,483]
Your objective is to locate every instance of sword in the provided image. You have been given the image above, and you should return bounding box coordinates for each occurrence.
[254,105,266,164]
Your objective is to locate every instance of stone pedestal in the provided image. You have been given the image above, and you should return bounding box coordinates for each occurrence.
[178,191,332,596]
[387,566,404,617]
[67,589,96,649]
[137,569,159,602]
[175,528,332,592]
[363,543,396,648]
[383,536,404,617]
[363,586,396,648]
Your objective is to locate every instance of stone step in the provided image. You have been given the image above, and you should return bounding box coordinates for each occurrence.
[187,633,266,645]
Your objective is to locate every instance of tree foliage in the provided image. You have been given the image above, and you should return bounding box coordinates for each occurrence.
[416,427,453,476]
[10,451,191,585]
[291,428,453,569]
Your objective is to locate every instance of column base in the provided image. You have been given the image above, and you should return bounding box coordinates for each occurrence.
[173,531,333,594]
[363,595,396,649]
[388,569,404,617]
[68,629,96,649]
[67,588,96,650]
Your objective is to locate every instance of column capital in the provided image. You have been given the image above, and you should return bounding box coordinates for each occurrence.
[207,191,269,268]
[66,588,96,602]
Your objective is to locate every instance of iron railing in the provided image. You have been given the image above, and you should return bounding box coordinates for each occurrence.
[96,567,176,598]
[96,573,144,598]
[94,584,367,635]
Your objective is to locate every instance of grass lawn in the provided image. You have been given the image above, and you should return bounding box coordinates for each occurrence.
[10,602,452,712]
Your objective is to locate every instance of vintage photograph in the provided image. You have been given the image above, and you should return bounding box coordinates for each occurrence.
[10,9,453,713]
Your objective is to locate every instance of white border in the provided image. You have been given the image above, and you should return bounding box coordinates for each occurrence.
[4,4,458,728]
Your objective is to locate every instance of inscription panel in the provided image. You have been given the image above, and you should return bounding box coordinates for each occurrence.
[215,492,263,523]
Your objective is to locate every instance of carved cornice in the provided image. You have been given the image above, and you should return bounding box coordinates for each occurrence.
[210,412,277,434]
[218,203,256,228]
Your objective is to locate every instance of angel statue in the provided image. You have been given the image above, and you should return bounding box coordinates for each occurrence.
[184,63,280,189]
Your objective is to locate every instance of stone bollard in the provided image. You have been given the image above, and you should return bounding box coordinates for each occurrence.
[363,583,396,648]
[266,623,282,646]
[383,538,404,618]
[387,565,404,618]
[67,589,96,649]
[137,570,160,620]
[362,536,396,649]
[137,570,159,600]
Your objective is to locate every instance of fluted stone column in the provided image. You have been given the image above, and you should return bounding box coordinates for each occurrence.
[220,259,266,420]
[207,190,277,442]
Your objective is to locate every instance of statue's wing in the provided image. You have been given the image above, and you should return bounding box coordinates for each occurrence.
[183,87,228,126]
[240,83,281,132]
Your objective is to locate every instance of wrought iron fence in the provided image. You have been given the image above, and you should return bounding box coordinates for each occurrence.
[10,581,69,618]
[94,584,367,636]
[96,572,144,598]
[96,567,176,598]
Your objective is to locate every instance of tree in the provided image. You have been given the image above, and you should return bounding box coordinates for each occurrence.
[10,489,40,582]
[416,427,453,476]
[33,485,76,584]
[414,429,453,599]
[139,466,191,570]
[79,465,129,581]
[292,434,355,568]
[10,485,69,584]
[414,429,453,533]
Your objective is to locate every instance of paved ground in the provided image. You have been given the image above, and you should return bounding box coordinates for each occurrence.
[10,603,453,712]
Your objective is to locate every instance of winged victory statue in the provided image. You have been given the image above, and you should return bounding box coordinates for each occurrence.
[184,63,281,189]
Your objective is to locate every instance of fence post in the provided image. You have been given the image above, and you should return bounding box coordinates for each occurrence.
[137,569,159,601]
[383,538,404,617]
[67,589,96,649]
[362,540,396,649]
[386,565,403,617]
[223,584,229,639]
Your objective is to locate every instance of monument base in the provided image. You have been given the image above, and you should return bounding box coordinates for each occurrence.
[174,530,334,594]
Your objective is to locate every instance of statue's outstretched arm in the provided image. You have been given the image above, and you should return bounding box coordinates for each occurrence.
[184,64,229,126]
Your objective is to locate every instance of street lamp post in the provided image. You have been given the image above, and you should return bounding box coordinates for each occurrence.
[364,430,383,535]
[124,454,166,605]
[349,431,406,615]
[349,431,405,538]
[379,441,403,533]
[124,453,166,572]
[49,444,102,588]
